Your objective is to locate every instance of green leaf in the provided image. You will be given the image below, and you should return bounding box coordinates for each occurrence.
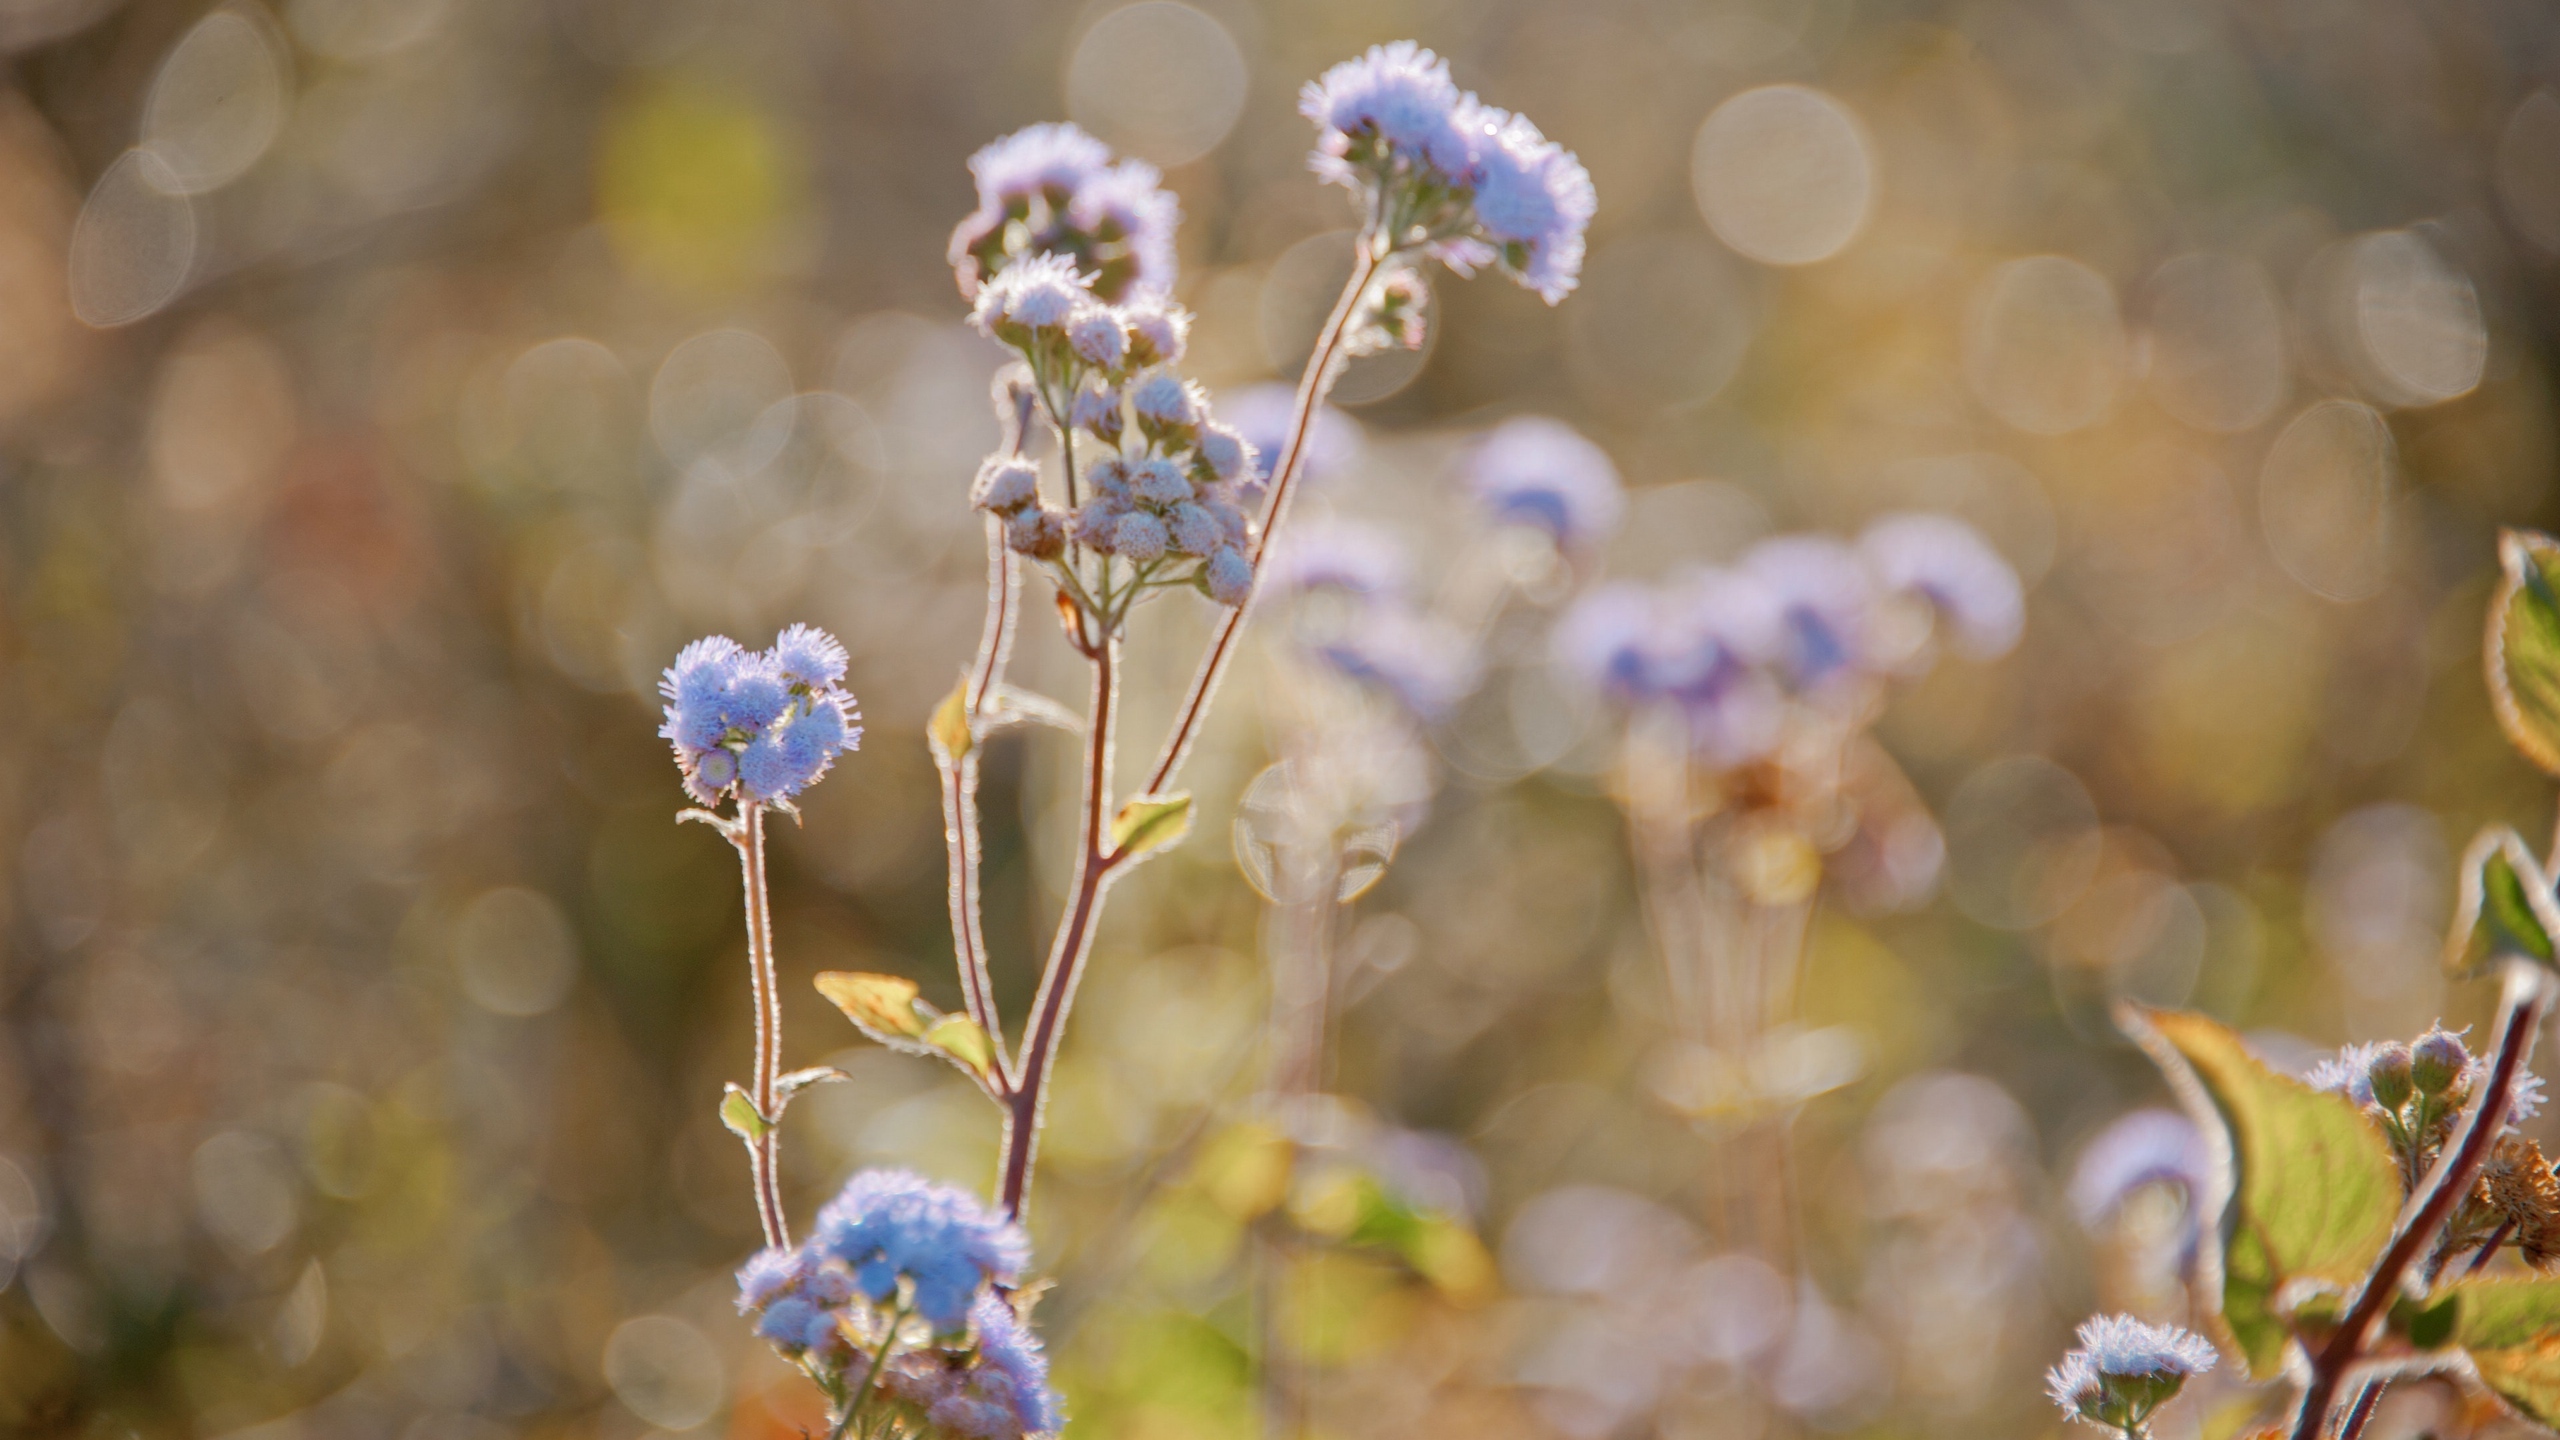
[2492,529,2560,777]
[814,971,935,1045]
[2121,1006,2404,1379]
[929,677,974,762]
[1109,792,1192,859]
[719,1084,772,1142]
[2439,1277,2560,1425]
[922,1013,998,1086]
[2450,827,2560,976]
[776,1066,848,1104]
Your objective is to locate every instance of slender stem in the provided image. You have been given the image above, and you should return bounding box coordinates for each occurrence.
[738,803,790,1250]
[2467,1219,2517,1276]
[999,639,1123,1219]
[1139,239,1387,797]
[939,517,1019,1071]
[2287,960,2550,1440]
[836,1296,913,1440]
[2335,1381,2387,1440]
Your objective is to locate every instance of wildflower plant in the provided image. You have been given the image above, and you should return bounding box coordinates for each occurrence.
[2049,530,2560,1440]
[653,40,1593,1439]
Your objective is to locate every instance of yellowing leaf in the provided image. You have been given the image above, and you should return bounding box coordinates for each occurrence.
[1110,792,1192,859]
[2440,1277,2560,1426]
[2451,827,2560,976]
[2123,1006,2403,1379]
[2492,529,2560,777]
[814,971,932,1044]
[922,1013,998,1085]
[929,677,973,762]
[719,1084,772,1142]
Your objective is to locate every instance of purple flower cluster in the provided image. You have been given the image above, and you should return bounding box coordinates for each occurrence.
[963,252,1261,607]
[1552,517,2022,768]
[659,625,861,806]
[883,1292,1064,1439]
[1300,41,1596,302]
[809,1168,1031,1332]
[1465,416,1625,554]
[948,122,1178,304]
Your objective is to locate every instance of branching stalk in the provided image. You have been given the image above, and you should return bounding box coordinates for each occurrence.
[2287,958,2552,1440]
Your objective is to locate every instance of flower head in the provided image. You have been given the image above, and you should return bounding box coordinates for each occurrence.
[972,456,1042,515]
[1860,513,2025,662]
[1466,416,1624,551]
[2068,1109,2213,1230]
[882,1293,1064,1438]
[1741,536,1875,694]
[1121,291,1190,367]
[950,123,1179,303]
[1299,42,1474,189]
[1458,104,1595,303]
[810,1169,1029,1333]
[970,252,1095,346]
[1066,306,1129,369]
[1204,545,1254,606]
[2047,1315,2216,1431]
[660,629,862,806]
[1312,603,1481,723]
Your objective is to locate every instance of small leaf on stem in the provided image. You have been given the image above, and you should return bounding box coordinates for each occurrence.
[922,1013,998,1084]
[1110,792,1193,859]
[815,971,935,1044]
[2121,1006,2403,1379]
[720,1084,773,1142]
[776,1066,850,1103]
[929,676,974,762]
[2450,827,2560,976]
[2492,529,2560,776]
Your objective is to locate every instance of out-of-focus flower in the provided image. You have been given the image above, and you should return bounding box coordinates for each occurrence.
[1553,574,1785,767]
[1221,383,1362,502]
[810,1169,1029,1332]
[949,122,1178,303]
[2046,1315,2216,1432]
[1465,416,1624,552]
[1314,603,1481,722]
[1260,516,1411,601]
[1741,536,1875,694]
[660,630,861,806]
[1860,513,2025,661]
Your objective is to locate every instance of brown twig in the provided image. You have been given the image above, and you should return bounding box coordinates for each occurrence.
[737,802,790,1249]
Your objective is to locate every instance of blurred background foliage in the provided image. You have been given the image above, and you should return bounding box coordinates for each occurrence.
[2,0,2559,1436]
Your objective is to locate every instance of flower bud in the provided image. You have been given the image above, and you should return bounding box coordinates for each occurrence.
[972,457,1041,514]
[2367,1042,2416,1111]
[2412,1028,2471,1098]
[1005,506,1066,560]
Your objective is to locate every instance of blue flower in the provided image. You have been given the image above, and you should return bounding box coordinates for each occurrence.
[967,1292,1063,1436]
[1458,105,1595,303]
[972,457,1042,515]
[660,627,862,806]
[2068,1109,2212,1268]
[881,1293,1065,1439]
[1552,573,1786,767]
[771,622,850,688]
[1204,546,1254,607]
[810,1169,1029,1333]
[1113,511,1171,562]
[1859,513,2024,662]
[1313,604,1480,722]
[1465,416,1624,551]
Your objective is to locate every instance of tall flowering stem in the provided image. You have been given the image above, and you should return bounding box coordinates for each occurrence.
[1140,241,1383,797]
[2287,958,2552,1440]
[738,803,789,1248]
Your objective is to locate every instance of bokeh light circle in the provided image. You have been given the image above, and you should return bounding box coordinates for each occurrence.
[68,149,196,327]
[2259,398,2394,602]
[603,1315,724,1429]
[141,7,288,194]
[1065,2,1246,167]
[1691,84,1875,266]
[2143,252,2287,433]
[2351,230,2485,407]
[1943,755,2102,930]
[1566,232,1758,414]
[1963,256,2124,434]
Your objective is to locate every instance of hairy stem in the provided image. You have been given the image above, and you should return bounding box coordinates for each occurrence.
[739,803,789,1250]
[2288,959,2551,1440]
[2334,1382,2386,1440]
[940,517,1019,1073]
[999,639,1122,1219]
[1140,239,1386,797]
